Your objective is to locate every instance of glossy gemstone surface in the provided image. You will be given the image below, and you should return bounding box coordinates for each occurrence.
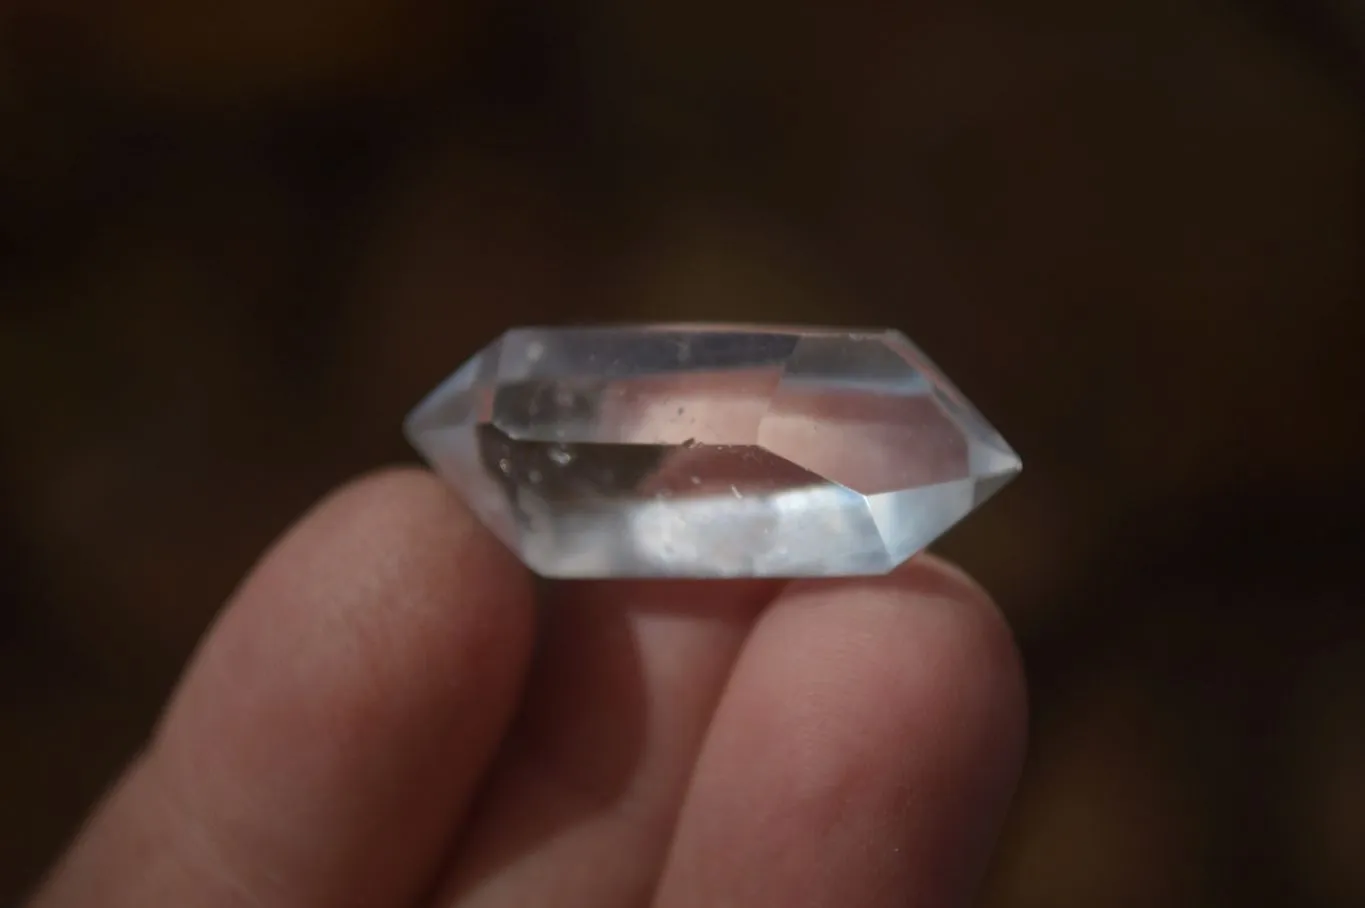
[404,325,1020,578]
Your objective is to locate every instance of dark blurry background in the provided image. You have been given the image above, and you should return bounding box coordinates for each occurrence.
[2,0,1364,904]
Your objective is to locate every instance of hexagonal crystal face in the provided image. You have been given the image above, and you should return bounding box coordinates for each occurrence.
[404,325,1020,578]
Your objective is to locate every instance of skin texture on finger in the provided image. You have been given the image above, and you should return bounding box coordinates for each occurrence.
[432,577,779,908]
[653,555,1028,908]
[29,468,536,908]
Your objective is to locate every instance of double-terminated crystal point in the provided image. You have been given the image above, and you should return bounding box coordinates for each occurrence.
[405,325,1020,579]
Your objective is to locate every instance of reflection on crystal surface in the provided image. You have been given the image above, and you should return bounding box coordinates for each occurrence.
[405,325,1020,578]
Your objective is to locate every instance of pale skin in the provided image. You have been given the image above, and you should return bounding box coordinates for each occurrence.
[29,468,1028,907]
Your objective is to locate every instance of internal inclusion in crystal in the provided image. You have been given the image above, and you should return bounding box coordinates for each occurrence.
[405,325,1021,578]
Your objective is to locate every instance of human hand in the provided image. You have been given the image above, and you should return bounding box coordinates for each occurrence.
[29,468,1027,908]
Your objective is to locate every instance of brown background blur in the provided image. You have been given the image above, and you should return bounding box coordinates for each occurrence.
[2,1,1364,905]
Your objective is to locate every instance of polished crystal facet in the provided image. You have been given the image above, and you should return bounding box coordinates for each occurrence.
[404,325,1020,579]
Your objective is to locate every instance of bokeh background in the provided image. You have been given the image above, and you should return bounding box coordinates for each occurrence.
[3,1,1364,904]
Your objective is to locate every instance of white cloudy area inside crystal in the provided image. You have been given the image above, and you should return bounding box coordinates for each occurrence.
[404,325,1021,579]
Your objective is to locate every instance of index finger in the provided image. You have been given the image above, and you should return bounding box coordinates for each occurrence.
[30,468,536,908]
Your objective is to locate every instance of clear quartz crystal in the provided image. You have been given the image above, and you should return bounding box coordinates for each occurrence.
[404,325,1020,579]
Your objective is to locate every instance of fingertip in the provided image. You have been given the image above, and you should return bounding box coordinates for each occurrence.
[784,550,1028,741]
[786,552,1029,822]
[36,467,538,908]
[788,553,1029,900]
[656,552,1028,907]
[251,464,517,600]
[784,550,1008,639]
[193,463,538,739]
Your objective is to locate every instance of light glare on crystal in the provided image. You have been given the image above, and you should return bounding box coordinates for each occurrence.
[405,325,1020,578]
